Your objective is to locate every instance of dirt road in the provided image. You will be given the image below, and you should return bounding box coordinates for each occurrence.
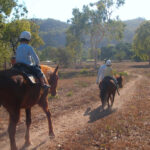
[0,62,149,150]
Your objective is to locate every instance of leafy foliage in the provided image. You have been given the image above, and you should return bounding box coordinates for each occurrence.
[133,20,150,64]
[66,0,126,67]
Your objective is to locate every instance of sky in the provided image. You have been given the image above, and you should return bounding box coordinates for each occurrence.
[19,0,150,22]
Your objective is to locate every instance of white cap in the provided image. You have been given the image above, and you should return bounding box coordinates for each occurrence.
[20,31,31,41]
[106,59,111,66]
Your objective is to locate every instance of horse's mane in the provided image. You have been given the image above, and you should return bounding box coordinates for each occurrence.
[40,65,58,75]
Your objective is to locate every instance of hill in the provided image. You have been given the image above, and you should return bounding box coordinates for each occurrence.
[123,17,145,43]
[34,18,145,49]
[33,18,69,49]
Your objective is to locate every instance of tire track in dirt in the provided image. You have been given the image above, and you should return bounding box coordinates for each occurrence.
[0,73,142,150]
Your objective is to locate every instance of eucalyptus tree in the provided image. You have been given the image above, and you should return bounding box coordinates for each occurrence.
[66,7,89,64]
[0,0,17,18]
[133,21,150,65]
[0,0,27,67]
[67,0,125,67]
[85,0,125,67]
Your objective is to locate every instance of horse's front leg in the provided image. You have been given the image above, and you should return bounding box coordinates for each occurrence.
[25,108,32,146]
[8,109,20,150]
[39,98,55,138]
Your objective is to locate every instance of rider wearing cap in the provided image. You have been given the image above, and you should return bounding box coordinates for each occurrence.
[15,31,49,89]
[103,59,118,88]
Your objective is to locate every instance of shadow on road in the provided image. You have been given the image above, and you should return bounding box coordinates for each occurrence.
[84,106,117,123]
[0,130,7,138]
[20,138,48,150]
[131,64,150,68]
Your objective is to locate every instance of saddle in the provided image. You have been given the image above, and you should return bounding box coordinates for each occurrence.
[12,63,37,84]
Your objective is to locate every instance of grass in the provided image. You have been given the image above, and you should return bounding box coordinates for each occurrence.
[113,69,128,76]
[66,91,73,97]
[48,94,59,100]
[59,68,97,79]
[74,80,90,88]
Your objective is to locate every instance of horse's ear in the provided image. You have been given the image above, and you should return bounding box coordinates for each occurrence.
[115,74,119,78]
[121,75,124,79]
[54,65,59,74]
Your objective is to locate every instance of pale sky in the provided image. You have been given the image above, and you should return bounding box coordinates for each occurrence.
[20,0,150,22]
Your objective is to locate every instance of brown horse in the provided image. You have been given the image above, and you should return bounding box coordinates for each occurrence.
[0,65,58,150]
[100,75,123,110]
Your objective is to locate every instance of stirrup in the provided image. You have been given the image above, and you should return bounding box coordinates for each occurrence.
[41,84,51,89]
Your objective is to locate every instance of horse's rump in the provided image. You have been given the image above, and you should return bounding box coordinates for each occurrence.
[12,63,39,84]
[100,76,116,91]
[100,76,116,103]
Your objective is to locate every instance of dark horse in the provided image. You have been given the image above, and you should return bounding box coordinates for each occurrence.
[0,65,59,150]
[99,75,123,110]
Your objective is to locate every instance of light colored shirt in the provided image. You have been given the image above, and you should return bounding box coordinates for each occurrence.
[16,43,40,66]
[96,64,106,84]
[104,66,113,77]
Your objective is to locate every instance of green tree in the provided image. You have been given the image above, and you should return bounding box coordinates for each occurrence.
[2,19,44,55]
[2,19,30,54]
[0,0,27,68]
[39,46,57,61]
[101,44,116,60]
[66,7,88,64]
[0,0,17,17]
[55,47,73,67]
[67,0,125,68]
[115,42,133,60]
[133,21,150,65]
[86,0,125,67]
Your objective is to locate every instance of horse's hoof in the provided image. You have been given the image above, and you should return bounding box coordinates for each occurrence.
[49,133,55,139]
[24,141,32,147]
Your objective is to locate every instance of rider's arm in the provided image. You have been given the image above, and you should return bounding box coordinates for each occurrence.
[96,67,102,84]
[29,47,40,65]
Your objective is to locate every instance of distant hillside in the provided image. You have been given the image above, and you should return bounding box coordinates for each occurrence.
[33,18,69,49]
[123,17,145,43]
[34,18,145,49]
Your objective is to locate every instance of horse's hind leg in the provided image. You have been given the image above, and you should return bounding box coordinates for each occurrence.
[107,95,110,108]
[110,93,115,107]
[39,99,55,138]
[25,108,32,146]
[8,109,20,150]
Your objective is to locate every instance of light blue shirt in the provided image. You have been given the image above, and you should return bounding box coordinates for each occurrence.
[16,43,40,66]
[96,64,106,84]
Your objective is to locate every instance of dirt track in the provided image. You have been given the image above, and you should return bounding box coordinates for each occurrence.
[0,62,150,150]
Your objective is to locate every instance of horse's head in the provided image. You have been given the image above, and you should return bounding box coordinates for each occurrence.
[48,65,59,96]
[116,75,123,88]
